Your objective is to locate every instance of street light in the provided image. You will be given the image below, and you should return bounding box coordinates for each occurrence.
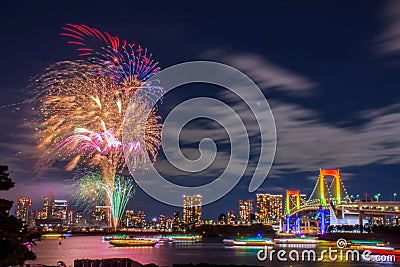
[375,193,381,202]
[394,193,397,202]
[356,194,360,201]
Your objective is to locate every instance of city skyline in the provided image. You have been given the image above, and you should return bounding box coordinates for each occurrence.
[12,173,396,224]
[11,171,400,235]
[7,168,398,219]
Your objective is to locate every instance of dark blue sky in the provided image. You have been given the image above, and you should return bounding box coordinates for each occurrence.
[1,1,400,219]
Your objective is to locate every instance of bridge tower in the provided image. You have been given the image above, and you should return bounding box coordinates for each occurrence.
[320,169,342,204]
[285,190,302,234]
[309,169,347,205]
[285,190,300,215]
[307,169,344,234]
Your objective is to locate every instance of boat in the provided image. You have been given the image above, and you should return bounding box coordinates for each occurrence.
[274,237,319,245]
[102,236,113,241]
[223,237,274,246]
[355,243,400,260]
[42,233,69,239]
[109,238,158,247]
[368,247,400,260]
[347,239,400,259]
[158,236,174,242]
[349,240,385,246]
[349,241,396,253]
[276,233,296,238]
[168,235,202,242]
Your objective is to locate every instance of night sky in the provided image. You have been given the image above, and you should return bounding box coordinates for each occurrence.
[1,1,400,219]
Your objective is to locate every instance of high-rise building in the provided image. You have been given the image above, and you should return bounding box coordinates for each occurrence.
[166,216,174,230]
[42,196,50,219]
[15,198,32,224]
[159,214,166,230]
[35,210,47,220]
[123,210,146,228]
[67,210,74,225]
[256,193,283,224]
[172,211,182,231]
[137,210,146,228]
[52,199,68,221]
[75,211,84,225]
[91,206,111,227]
[125,210,135,228]
[227,211,236,224]
[183,195,202,225]
[41,190,55,219]
[238,199,253,223]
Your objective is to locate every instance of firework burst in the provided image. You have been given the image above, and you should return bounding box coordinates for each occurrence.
[67,170,106,211]
[35,25,163,230]
[104,175,136,228]
[61,24,161,99]
[68,170,136,228]
[35,61,162,185]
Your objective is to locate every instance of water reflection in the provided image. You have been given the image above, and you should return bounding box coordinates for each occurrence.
[27,236,385,266]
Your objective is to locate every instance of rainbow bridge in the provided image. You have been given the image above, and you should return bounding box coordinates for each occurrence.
[285,169,400,234]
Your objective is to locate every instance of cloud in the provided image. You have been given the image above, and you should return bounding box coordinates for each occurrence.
[208,89,400,177]
[375,0,400,56]
[167,50,400,183]
[201,48,318,96]
[0,104,72,188]
[270,100,400,175]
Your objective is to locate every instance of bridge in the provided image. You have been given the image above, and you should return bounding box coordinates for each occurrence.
[285,169,400,234]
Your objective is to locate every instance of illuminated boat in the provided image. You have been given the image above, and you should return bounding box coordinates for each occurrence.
[169,235,202,242]
[276,233,296,238]
[350,240,385,246]
[366,246,395,252]
[349,241,396,253]
[348,240,399,258]
[158,236,174,242]
[102,236,113,241]
[362,245,400,260]
[42,233,69,239]
[369,247,400,261]
[223,237,274,246]
[42,233,62,238]
[274,237,319,245]
[109,238,158,247]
